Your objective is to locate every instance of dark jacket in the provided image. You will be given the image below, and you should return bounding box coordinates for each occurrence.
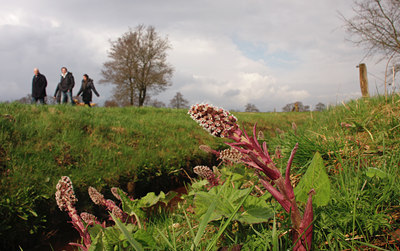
[77,79,99,102]
[58,72,75,92]
[32,73,47,98]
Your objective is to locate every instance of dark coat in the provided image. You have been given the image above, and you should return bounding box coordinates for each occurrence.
[32,73,47,98]
[58,72,75,92]
[77,79,99,102]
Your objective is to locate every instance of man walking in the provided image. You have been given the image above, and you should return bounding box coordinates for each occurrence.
[54,67,75,105]
[31,68,47,104]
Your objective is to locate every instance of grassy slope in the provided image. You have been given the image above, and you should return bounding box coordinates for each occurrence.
[2,95,399,249]
[151,96,400,250]
[0,103,306,248]
[271,95,400,249]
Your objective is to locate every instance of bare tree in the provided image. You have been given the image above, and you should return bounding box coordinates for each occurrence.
[169,92,189,109]
[245,103,260,112]
[342,0,400,60]
[104,99,119,107]
[101,25,174,107]
[147,99,166,108]
[282,101,310,112]
[314,102,326,112]
[15,94,32,104]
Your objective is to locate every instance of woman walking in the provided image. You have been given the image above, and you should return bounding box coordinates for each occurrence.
[77,74,100,107]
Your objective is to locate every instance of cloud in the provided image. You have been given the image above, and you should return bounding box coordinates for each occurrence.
[0,0,389,110]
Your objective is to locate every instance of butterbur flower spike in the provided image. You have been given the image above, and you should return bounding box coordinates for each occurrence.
[193,165,220,187]
[88,186,126,221]
[80,212,98,225]
[55,176,77,211]
[188,104,239,138]
[88,186,105,205]
[219,148,243,163]
[55,176,91,250]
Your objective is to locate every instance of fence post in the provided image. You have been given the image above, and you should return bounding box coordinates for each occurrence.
[358,63,369,98]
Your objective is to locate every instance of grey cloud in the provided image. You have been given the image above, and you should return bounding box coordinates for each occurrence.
[223,89,241,97]
[0,0,388,110]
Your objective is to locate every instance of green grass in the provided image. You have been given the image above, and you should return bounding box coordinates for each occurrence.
[1,95,400,250]
[0,103,306,249]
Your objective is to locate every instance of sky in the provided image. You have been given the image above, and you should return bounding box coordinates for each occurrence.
[0,0,390,111]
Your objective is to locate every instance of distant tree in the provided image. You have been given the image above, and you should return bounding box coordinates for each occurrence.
[147,99,166,108]
[342,0,400,61]
[303,104,310,112]
[282,101,310,112]
[314,102,326,112]
[101,25,174,107]
[169,92,189,109]
[245,103,260,112]
[104,99,119,107]
[15,94,32,104]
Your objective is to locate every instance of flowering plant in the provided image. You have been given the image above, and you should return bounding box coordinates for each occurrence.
[189,104,315,250]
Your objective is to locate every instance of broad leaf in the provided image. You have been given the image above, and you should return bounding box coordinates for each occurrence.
[294,152,331,207]
[194,182,273,224]
[365,167,387,179]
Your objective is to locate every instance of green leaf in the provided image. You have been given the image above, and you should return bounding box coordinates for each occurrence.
[118,189,139,217]
[89,231,105,251]
[111,213,144,251]
[137,192,165,208]
[194,182,273,224]
[205,185,254,251]
[238,207,273,224]
[190,179,209,190]
[365,167,387,179]
[88,224,105,242]
[103,227,121,248]
[294,152,331,207]
[133,229,158,250]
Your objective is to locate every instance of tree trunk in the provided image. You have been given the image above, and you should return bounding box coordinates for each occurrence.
[129,81,134,106]
[138,88,146,107]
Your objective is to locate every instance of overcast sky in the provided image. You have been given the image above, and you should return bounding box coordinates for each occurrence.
[0,0,389,111]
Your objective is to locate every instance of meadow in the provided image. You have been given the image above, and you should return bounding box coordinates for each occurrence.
[1,96,399,250]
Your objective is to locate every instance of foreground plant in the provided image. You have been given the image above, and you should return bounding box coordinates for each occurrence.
[55,176,176,250]
[189,104,315,250]
[55,176,91,250]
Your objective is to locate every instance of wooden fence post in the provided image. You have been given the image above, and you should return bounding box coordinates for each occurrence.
[358,63,369,98]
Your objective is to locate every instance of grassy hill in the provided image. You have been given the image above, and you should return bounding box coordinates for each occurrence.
[1,95,400,249]
[0,103,307,249]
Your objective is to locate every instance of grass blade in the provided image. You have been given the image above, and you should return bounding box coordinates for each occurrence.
[191,198,217,250]
[110,213,144,251]
[272,214,278,251]
[156,227,176,251]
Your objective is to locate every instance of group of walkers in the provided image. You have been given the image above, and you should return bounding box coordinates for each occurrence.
[31,67,100,107]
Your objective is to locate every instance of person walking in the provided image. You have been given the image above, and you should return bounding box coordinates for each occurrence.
[76,74,100,107]
[54,67,75,105]
[31,68,47,104]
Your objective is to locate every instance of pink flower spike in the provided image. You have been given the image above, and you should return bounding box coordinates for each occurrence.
[193,165,220,187]
[285,144,298,200]
[55,176,78,211]
[188,104,239,138]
